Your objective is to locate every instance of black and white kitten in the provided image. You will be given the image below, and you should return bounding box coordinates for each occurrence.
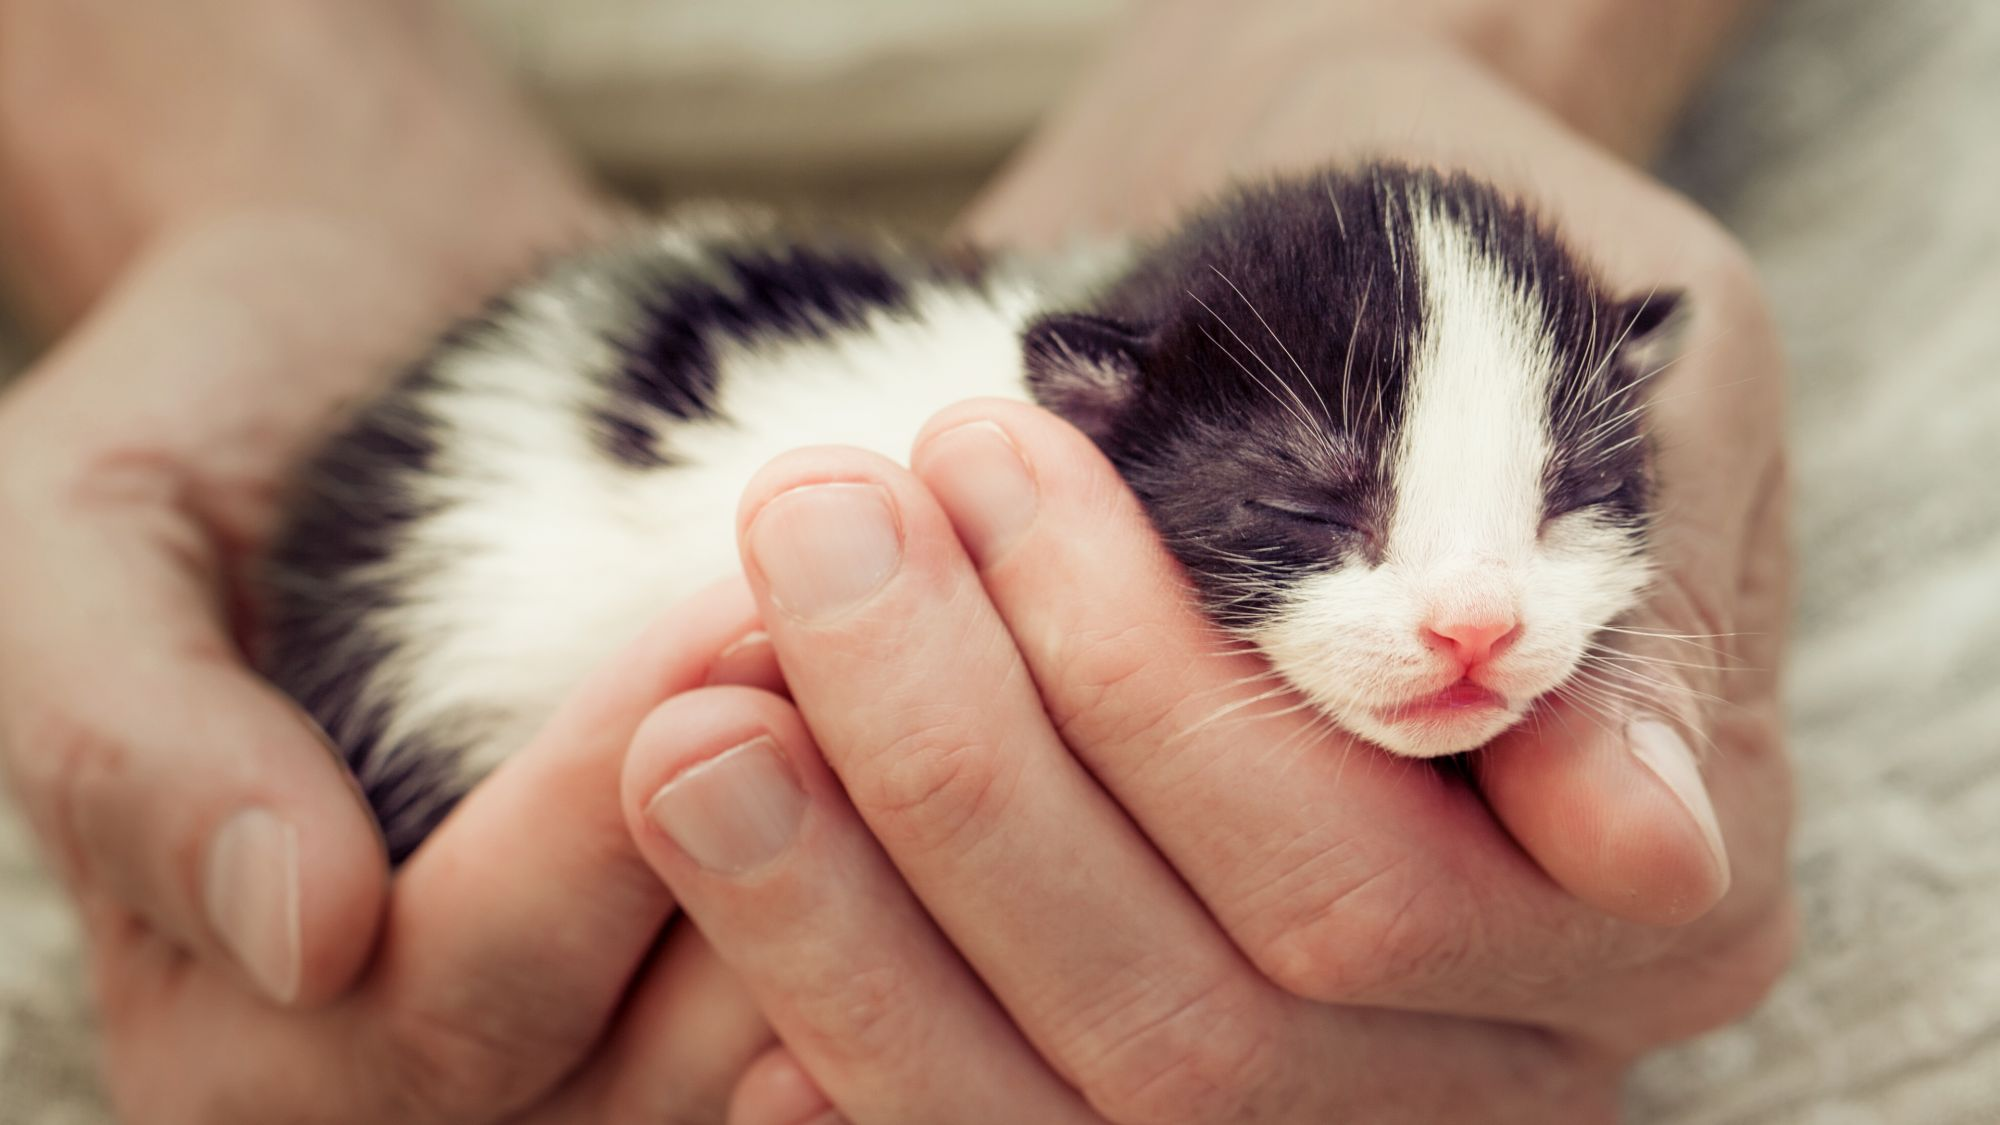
[261,163,1682,860]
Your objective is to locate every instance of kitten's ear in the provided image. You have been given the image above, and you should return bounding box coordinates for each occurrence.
[1610,289,1690,385]
[1023,313,1149,442]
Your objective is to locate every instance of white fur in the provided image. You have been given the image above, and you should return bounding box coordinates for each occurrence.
[1253,189,1652,757]
[334,199,1653,787]
[359,249,1040,786]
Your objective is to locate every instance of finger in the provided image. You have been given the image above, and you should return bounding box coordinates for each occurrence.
[545,923,775,1124]
[0,467,386,1007]
[1472,689,1799,1052]
[908,400,1640,1015]
[735,453,1340,1121]
[615,694,1594,1125]
[80,584,769,1123]
[707,628,789,697]
[1475,597,1731,926]
[625,685,1098,1125]
[728,1047,842,1125]
[1473,254,1793,926]
[343,579,764,1119]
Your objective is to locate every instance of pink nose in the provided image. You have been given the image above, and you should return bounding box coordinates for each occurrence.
[1423,616,1522,666]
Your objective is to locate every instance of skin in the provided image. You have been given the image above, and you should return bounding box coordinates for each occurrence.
[0,0,1790,1122]
[630,1,1795,1121]
[0,2,778,1120]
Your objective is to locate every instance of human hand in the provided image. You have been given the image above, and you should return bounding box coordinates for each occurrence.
[607,34,1793,1125]
[0,1,800,1116]
[623,318,1786,1124]
[0,0,608,1014]
[0,222,803,1123]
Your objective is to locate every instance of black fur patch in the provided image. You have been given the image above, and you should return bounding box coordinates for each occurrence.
[261,240,927,860]
[595,242,916,466]
[1029,163,1666,629]
[259,369,461,863]
[1540,289,1683,529]
[1037,166,1432,624]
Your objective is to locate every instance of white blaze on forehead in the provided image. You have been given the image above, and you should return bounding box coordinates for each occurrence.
[1387,197,1559,571]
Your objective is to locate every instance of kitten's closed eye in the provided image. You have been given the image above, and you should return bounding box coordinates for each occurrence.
[1546,469,1631,521]
[1248,498,1363,533]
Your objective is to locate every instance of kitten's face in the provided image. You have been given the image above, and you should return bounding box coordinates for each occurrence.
[1136,379,1657,758]
[1028,167,1677,757]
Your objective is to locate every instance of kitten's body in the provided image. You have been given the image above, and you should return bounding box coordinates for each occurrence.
[262,164,1680,860]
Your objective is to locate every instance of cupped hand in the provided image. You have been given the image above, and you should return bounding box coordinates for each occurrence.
[615,44,1793,1125]
[0,222,787,1123]
[0,219,432,1010]
[3,0,801,1115]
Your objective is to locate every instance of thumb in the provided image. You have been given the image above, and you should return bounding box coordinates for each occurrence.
[0,494,389,1005]
[0,350,386,1009]
[1475,606,1732,928]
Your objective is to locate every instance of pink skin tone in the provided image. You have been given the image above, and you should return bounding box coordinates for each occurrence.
[0,0,1788,1120]
[1397,617,1523,725]
[623,5,1794,1120]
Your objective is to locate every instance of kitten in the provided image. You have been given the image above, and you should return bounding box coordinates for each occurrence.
[261,163,1681,860]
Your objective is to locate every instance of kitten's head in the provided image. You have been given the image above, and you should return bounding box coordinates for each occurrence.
[1025,166,1684,757]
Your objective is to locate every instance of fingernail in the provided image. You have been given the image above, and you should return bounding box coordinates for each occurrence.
[1629,718,1729,881]
[706,630,781,690]
[646,737,806,876]
[203,808,302,1004]
[920,421,1037,567]
[748,484,901,622]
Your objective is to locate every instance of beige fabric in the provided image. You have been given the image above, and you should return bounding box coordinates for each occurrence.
[455,0,1130,180]
[1631,1,2000,1118]
[3,1,1997,1120]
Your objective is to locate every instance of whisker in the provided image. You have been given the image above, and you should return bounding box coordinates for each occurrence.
[1187,302,1323,441]
[1170,683,1302,745]
[1574,370,1767,446]
[1596,625,1749,645]
[1208,265,1339,456]
[1585,644,1743,673]
[1579,284,1662,401]
[1340,277,1374,435]
[1324,180,1349,242]
[1572,659,1731,712]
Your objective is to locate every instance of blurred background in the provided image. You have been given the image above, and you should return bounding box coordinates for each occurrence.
[3,0,1998,1121]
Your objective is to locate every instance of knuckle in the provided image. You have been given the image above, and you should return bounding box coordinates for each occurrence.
[3,697,129,886]
[377,992,584,1120]
[849,711,1015,852]
[1071,973,1285,1125]
[1712,894,1801,1027]
[1243,853,1471,1004]
[1047,622,1180,748]
[378,1008,526,1119]
[783,963,920,1066]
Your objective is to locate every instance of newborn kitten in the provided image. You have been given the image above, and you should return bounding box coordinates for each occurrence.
[260,163,1683,861]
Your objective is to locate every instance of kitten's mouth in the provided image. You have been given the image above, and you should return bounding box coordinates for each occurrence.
[1373,682,1509,726]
